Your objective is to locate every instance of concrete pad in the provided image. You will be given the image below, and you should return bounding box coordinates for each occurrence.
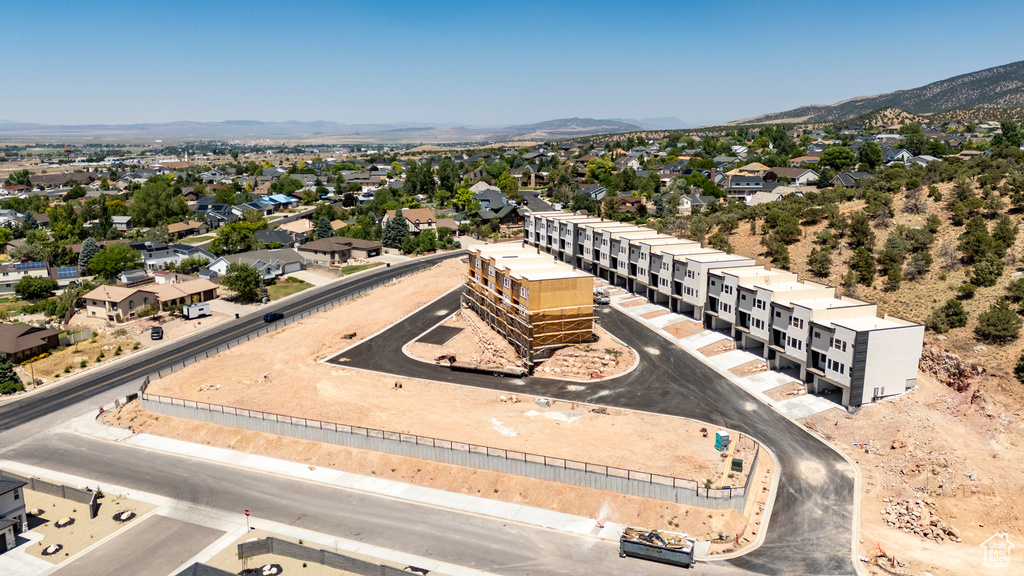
[0,531,52,576]
[680,330,731,348]
[775,394,842,419]
[284,269,336,287]
[510,506,596,535]
[646,313,687,329]
[741,371,801,393]
[709,350,762,370]
[625,303,668,316]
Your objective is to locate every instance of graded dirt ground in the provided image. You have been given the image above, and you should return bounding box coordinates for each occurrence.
[126,259,771,546]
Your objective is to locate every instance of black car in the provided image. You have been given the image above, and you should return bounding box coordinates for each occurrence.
[263,311,284,323]
[150,326,164,340]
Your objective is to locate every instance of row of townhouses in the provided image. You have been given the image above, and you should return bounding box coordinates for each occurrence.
[523,212,924,408]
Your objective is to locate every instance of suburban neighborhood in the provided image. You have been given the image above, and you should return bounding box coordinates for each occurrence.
[1,5,1023,575]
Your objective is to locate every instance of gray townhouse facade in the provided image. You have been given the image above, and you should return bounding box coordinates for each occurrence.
[523,212,924,408]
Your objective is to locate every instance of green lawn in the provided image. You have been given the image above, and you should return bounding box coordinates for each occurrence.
[267,280,313,300]
[340,262,384,275]
[179,235,214,244]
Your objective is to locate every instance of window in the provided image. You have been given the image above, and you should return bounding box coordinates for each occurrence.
[753,318,765,330]
[502,276,510,289]
[520,286,529,299]
[755,299,766,310]
[831,338,847,352]
[14,489,20,500]
[686,270,695,279]
[775,311,781,318]
[721,303,732,314]
[487,265,494,276]
[710,280,717,287]
[723,285,733,295]
[814,331,821,339]
[789,317,804,329]
[741,294,747,301]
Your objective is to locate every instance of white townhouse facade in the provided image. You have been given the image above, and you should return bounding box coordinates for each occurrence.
[522,211,925,408]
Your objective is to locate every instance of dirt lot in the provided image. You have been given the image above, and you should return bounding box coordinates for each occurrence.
[406,307,637,380]
[106,400,765,548]
[805,370,1024,576]
[130,260,770,546]
[22,489,154,564]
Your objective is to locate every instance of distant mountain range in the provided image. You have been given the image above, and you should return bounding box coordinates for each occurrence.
[730,60,1024,125]
[0,116,686,144]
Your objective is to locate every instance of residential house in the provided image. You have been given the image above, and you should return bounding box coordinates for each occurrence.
[831,172,874,188]
[382,207,436,235]
[578,184,607,201]
[0,323,62,363]
[763,167,819,186]
[297,237,383,266]
[111,215,133,232]
[0,261,50,295]
[167,220,209,239]
[0,475,27,549]
[256,229,305,248]
[207,248,305,280]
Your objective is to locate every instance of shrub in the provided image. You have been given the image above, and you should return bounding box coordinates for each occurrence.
[975,299,1023,343]
[1015,352,1024,384]
[0,380,23,395]
[926,299,968,333]
[80,360,88,368]
[114,345,122,356]
[957,283,977,299]
[65,365,73,373]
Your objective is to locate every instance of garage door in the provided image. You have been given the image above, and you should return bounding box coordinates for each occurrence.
[283,262,302,274]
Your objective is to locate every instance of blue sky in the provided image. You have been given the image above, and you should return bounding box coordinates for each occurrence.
[3,0,1023,127]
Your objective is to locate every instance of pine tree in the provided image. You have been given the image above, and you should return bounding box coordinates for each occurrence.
[0,352,22,395]
[808,247,833,278]
[975,299,1022,343]
[849,246,876,286]
[78,237,100,269]
[381,211,409,249]
[314,216,333,240]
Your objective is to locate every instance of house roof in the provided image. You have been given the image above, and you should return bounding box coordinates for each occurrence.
[221,248,305,267]
[278,219,313,234]
[298,237,383,253]
[173,563,238,576]
[0,324,62,356]
[386,207,436,223]
[167,220,206,234]
[141,278,218,303]
[84,285,138,302]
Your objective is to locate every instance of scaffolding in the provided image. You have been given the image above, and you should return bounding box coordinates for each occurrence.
[462,275,595,363]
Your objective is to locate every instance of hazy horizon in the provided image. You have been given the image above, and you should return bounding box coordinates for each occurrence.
[4,0,1023,127]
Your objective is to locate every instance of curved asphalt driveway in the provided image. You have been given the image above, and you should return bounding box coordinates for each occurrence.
[327,289,858,576]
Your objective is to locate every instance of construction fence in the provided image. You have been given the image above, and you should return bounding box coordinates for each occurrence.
[238,537,421,576]
[0,470,100,519]
[139,258,446,393]
[141,393,756,511]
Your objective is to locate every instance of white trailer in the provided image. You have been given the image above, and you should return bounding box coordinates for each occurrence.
[184,302,211,319]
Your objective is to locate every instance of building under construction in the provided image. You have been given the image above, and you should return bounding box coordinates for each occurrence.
[465,244,595,362]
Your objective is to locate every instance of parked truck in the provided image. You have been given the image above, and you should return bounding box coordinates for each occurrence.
[183,302,211,319]
[434,354,528,378]
[619,527,697,568]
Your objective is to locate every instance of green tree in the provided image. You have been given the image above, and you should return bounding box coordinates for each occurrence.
[15,276,57,300]
[314,216,333,240]
[975,298,1023,343]
[222,262,263,302]
[1007,278,1024,301]
[0,353,22,395]
[708,230,732,252]
[958,216,994,264]
[849,246,876,286]
[808,246,833,278]
[88,243,142,279]
[926,299,968,333]
[129,178,188,227]
[401,233,418,255]
[418,229,438,253]
[857,141,883,169]
[971,254,1004,287]
[175,255,210,274]
[437,156,460,193]
[819,146,857,171]
[382,211,409,249]
[496,171,521,201]
[210,221,265,255]
[847,211,876,250]
[883,265,902,292]
[78,238,100,270]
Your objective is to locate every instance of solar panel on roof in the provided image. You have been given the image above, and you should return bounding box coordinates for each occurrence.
[14,261,45,270]
[57,266,79,279]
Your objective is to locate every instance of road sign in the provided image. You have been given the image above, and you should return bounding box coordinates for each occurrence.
[244,509,250,516]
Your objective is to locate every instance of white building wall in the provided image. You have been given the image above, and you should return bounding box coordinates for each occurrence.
[858,325,925,404]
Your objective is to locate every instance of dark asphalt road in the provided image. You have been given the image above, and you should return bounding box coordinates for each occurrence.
[328,289,858,576]
[5,431,695,576]
[0,252,462,433]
